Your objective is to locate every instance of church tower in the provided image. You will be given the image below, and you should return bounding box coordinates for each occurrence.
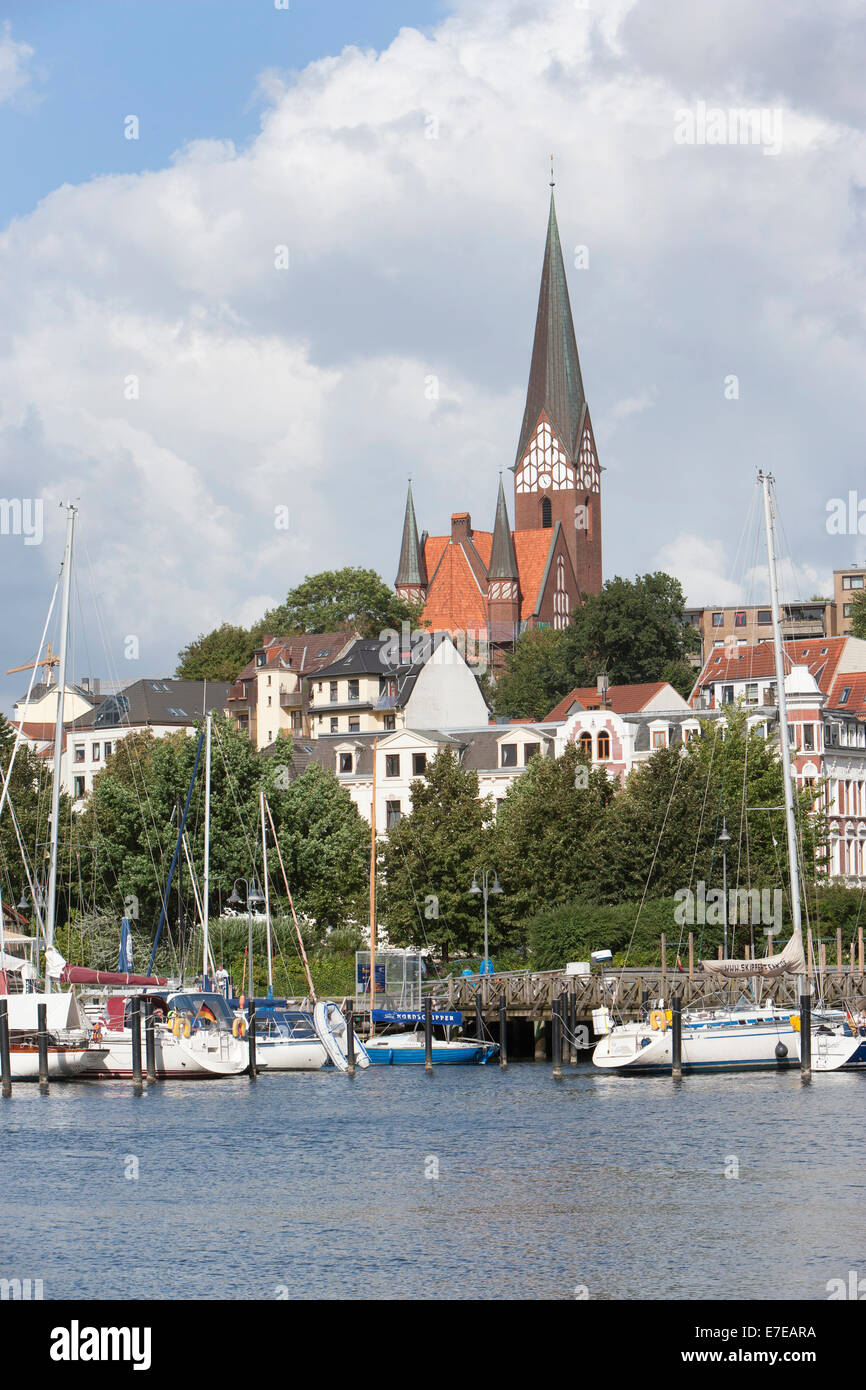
[512,182,602,596]
[395,480,428,604]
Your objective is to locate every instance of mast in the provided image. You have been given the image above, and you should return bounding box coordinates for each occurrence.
[45,503,77,990]
[369,737,378,1037]
[759,472,804,949]
[260,787,274,997]
[202,711,212,987]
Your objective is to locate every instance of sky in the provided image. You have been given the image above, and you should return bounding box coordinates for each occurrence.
[1,0,865,712]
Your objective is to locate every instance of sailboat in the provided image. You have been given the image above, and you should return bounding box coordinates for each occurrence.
[0,505,108,1079]
[593,473,840,1074]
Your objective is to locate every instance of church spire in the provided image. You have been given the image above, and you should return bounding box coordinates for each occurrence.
[489,475,518,580]
[514,188,586,468]
[395,480,427,596]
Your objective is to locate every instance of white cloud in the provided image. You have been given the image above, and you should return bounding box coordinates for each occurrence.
[0,22,35,105]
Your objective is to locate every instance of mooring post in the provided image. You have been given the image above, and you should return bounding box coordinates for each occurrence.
[248,995,257,1079]
[345,1005,355,1077]
[499,1001,508,1069]
[552,998,563,1080]
[671,994,682,1080]
[143,995,157,1083]
[0,999,11,1097]
[569,988,578,1065]
[475,994,483,1043]
[129,996,142,1092]
[423,997,433,1073]
[799,988,811,1078]
[36,1001,49,1092]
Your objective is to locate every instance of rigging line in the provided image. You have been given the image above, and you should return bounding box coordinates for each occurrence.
[264,796,316,1002]
[616,748,688,986]
[0,773,47,942]
[0,573,60,824]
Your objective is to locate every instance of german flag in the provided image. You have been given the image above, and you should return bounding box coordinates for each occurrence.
[197,1003,217,1023]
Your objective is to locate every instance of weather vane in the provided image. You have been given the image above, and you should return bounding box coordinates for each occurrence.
[550,153,555,188]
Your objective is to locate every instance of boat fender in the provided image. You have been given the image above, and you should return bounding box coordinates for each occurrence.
[649,1009,667,1032]
[665,1009,673,1026]
[92,1023,103,1042]
[232,1017,246,1039]
[182,1016,191,1038]
[169,1012,182,1037]
[775,1041,788,1059]
[789,1014,801,1032]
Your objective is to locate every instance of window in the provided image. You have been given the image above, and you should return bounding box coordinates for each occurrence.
[339,753,353,774]
[597,730,611,760]
[712,612,724,627]
[383,714,396,731]
[74,776,86,798]
[721,685,734,705]
[267,675,272,686]
[291,712,301,730]
[683,725,698,742]
[267,696,272,707]
[578,731,593,757]
[757,609,771,625]
[541,497,552,528]
[74,744,85,763]
[734,611,747,627]
[348,679,359,701]
[788,724,797,747]
[803,724,814,751]
[316,649,330,658]
[839,687,851,705]
[500,743,518,767]
[104,742,112,758]
[329,682,338,702]
[412,753,427,776]
[844,604,852,618]
[330,717,338,733]
[386,800,402,829]
[92,743,100,761]
[651,729,667,749]
[348,716,360,733]
[746,683,758,704]
[385,754,400,778]
[524,744,540,763]
[843,575,864,589]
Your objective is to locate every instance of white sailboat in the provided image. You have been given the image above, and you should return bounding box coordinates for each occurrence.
[593,473,833,1074]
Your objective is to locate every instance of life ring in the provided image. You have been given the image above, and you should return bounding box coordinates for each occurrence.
[170,1012,182,1037]
[232,1017,247,1039]
[182,1016,191,1039]
[649,1009,668,1032]
[789,1014,801,1032]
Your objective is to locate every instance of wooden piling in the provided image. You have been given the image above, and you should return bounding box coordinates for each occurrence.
[837,928,843,976]
[129,996,142,1091]
[345,1005,355,1077]
[671,994,682,1080]
[552,999,563,1080]
[424,997,433,1074]
[859,925,864,975]
[799,991,811,1077]
[688,932,694,981]
[499,1001,507,1069]
[660,933,667,994]
[248,996,257,1079]
[0,999,11,1097]
[143,995,157,1082]
[475,994,483,1043]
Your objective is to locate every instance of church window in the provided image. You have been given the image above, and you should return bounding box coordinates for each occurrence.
[553,556,568,630]
[541,497,552,528]
[597,731,611,761]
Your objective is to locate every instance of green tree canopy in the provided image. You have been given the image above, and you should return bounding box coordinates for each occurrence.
[379,747,493,960]
[176,623,257,682]
[849,588,866,640]
[493,627,571,719]
[261,566,424,639]
[561,571,700,689]
[0,713,69,923]
[268,762,369,929]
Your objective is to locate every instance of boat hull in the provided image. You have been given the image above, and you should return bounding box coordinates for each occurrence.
[7,1044,105,1080]
[365,1037,499,1065]
[254,1037,329,1071]
[593,1017,800,1072]
[77,1030,247,1078]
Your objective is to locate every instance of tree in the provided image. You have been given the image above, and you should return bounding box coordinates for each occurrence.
[562,571,701,688]
[380,748,494,960]
[849,589,866,640]
[176,623,256,682]
[0,714,69,923]
[262,567,424,640]
[493,628,571,719]
[268,763,369,930]
[491,742,616,944]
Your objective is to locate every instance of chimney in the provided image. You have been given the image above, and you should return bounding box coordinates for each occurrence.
[451,512,472,543]
[93,677,101,697]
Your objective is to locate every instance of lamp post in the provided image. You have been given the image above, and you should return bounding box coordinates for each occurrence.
[470,869,503,974]
[227,877,265,1002]
[719,818,731,960]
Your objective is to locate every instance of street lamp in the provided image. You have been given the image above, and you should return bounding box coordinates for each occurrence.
[718,818,731,960]
[227,877,265,1001]
[470,869,503,974]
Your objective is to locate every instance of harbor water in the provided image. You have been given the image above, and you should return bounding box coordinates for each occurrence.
[3,1063,862,1300]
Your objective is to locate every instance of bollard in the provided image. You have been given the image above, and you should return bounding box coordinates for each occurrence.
[143,996,157,1083]
[248,996,257,1079]
[671,994,682,1080]
[799,991,811,1077]
[424,997,433,1074]
[499,1001,508,1069]
[552,998,563,1080]
[345,1005,355,1077]
[37,1002,49,1092]
[0,999,11,1097]
[568,990,577,1065]
[129,996,142,1091]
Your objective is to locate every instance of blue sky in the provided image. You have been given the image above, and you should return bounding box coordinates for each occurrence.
[1,0,865,714]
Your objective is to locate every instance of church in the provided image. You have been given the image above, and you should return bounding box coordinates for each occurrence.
[394,184,603,659]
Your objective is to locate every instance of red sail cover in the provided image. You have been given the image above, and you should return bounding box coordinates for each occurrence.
[60,965,167,985]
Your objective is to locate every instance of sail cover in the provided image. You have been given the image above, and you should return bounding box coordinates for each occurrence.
[700,928,807,978]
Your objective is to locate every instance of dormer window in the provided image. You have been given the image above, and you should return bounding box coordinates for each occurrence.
[500,743,518,768]
[839,687,851,705]
[339,753,353,774]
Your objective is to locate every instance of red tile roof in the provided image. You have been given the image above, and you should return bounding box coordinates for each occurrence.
[419,528,557,631]
[546,682,671,721]
[828,671,866,717]
[691,637,848,704]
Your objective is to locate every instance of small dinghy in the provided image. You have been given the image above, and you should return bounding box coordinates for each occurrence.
[313,1000,370,1071]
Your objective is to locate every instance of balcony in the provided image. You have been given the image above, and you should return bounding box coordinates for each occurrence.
[279,691,302,709]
